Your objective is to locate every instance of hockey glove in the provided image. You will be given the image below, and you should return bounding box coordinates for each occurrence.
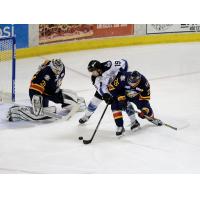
[103,93,114,105]
[138,110,147,119]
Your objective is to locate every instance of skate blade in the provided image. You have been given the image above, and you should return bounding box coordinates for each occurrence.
[118,126,141,139]
[131,126,141,132]
[117,131,126,139]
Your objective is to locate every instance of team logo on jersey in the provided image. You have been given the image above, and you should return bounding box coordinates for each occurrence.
[136,87,143,92]
[125,85,131,89]
[44,75,50,81]
[126,90,138,98]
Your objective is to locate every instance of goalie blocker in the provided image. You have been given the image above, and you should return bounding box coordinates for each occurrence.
[7,89,86,122]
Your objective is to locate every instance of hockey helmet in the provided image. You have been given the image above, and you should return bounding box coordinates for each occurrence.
[88,60,101,72]
[51,59,64,75]
[127,71,141,87]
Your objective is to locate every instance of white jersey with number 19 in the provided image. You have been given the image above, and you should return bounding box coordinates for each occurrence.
[94,59,128,95]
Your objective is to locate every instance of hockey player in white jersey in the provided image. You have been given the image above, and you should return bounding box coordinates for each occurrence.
[91,59,128,96]
[79,59,137,130]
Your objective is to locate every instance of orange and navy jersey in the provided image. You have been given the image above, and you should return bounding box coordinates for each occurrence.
[108,71,151,101]
[107,72,127,100]
[29,63,65,96]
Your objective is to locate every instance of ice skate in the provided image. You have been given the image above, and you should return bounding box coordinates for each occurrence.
[116,126,125,136]
[79,115,91,124]
[130,119,140,130]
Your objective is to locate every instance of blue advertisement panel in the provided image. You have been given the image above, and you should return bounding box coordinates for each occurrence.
[0,24,28,48]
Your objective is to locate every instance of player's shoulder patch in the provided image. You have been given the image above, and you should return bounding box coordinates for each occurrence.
[44,74,50,81]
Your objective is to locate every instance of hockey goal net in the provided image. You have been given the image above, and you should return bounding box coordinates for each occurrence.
[0,36,16,103]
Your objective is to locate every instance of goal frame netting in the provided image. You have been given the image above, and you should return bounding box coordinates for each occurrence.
[0,36,16,103]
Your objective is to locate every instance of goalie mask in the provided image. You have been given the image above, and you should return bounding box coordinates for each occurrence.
[50,59,64,75]
[127,71,142,87]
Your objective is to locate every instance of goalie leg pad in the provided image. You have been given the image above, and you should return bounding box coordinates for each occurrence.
[43,106,56,113]
[61,89,80,115]
[31,95,43,116]
[7,105,54,122]
[61,89,86,112]
[62,89,78,100]
[62,89,78,103]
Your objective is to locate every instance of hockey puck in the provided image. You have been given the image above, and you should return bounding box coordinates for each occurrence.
[78,136,83,140]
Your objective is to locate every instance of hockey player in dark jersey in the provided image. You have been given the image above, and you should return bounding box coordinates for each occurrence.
[125,71,161,121]
[125,71,153,117]
[106,71,139,135]
[7,59,84,121]
[108,70,163,135]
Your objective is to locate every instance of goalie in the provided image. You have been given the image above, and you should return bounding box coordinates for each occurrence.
[7,59,86,121]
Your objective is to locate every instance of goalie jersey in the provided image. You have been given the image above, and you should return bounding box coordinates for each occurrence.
[29,60,65,96]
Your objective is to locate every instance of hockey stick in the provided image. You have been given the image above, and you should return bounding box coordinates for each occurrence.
[135,110,177,131]
[82,104,109,145]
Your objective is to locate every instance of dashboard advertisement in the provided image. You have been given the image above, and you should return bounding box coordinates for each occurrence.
[0,24,28,48]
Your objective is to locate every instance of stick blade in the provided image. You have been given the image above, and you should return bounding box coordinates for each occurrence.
[83,139,92,145]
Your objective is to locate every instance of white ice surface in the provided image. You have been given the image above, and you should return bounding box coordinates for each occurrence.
[0,42,200,173]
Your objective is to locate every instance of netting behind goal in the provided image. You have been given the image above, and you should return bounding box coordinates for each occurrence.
[0,37,16,103]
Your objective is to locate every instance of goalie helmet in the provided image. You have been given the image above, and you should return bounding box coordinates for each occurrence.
[127,71,142,87]
[88,60,101,72]
[50,59,64,75]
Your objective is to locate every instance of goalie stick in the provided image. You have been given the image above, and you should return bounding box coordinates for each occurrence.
[82,104,109,145]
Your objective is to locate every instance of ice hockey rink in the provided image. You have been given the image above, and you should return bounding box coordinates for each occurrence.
[0,42,200,174]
